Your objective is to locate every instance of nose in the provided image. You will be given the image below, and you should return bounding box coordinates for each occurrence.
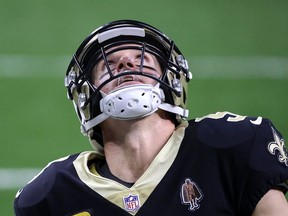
[116,56,136,73]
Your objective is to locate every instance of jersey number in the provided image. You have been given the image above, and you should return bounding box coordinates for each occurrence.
[195,111,262,126]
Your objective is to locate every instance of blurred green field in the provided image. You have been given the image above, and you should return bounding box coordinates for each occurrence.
[1,0,288,215]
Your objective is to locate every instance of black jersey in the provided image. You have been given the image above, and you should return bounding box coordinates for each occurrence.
[14,112,288,216]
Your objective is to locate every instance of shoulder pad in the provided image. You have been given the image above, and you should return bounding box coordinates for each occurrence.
[15,154,78,208]
[192,111,264,148]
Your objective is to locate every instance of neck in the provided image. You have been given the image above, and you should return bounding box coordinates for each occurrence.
[100,111,175,183]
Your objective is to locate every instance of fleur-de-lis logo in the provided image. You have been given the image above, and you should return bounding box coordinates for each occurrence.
[268,127,288,166]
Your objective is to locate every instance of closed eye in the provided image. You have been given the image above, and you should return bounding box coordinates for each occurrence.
[99,68,116,80]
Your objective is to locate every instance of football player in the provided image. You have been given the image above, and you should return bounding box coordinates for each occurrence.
[14,20,288,215]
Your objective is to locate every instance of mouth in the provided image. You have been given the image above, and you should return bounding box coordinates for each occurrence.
[122,76,134,83]
[117,73,141,87]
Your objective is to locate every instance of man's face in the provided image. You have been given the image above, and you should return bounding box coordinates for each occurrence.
[92,44,163,94]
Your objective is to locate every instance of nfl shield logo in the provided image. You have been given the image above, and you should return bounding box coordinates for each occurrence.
[123,193,141,212]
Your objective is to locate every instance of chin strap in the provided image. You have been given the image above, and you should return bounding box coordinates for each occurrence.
[80,84,189,135]
[158,103,189,118]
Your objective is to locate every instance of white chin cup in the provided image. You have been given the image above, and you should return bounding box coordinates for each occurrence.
[100,84,165,119]
[81,83,189,136]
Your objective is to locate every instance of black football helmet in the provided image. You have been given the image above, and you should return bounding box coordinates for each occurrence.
[65,20,192,148]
